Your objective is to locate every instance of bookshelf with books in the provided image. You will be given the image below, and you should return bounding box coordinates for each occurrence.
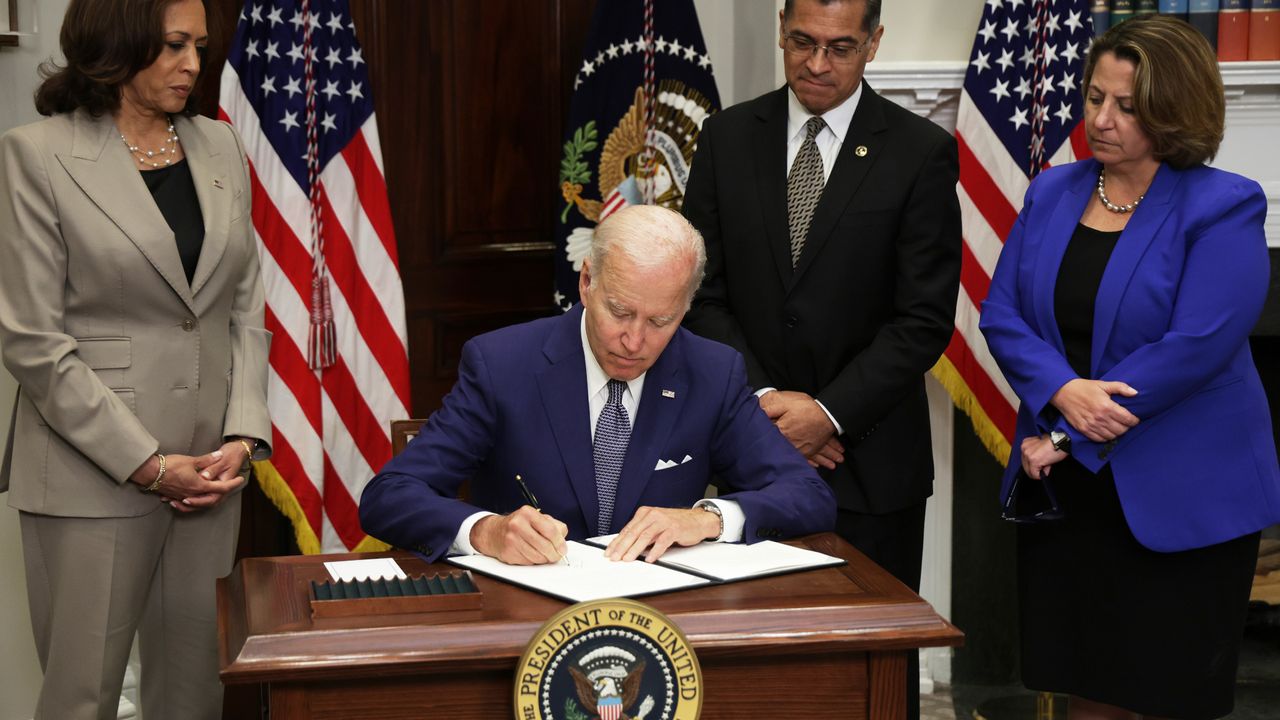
[1094,0,1113,33]
[1221,0,1252,61]
[1191,0,1222,49]
[1091,0,1272,61]
[1112,0,1138,25]
[1251,0,1280,60]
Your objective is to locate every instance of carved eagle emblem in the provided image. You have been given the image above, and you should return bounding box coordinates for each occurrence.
[570,658,649,720]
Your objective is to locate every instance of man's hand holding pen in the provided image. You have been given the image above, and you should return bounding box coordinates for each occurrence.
[467,474,568,565]
[470,507,568,565]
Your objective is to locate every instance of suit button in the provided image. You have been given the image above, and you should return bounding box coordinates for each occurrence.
[784,316,798,328]
[182,319,195,332]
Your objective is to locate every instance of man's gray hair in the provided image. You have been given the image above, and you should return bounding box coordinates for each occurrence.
[588,205,707,310]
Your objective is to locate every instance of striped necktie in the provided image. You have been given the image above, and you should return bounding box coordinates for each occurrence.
[787,116,827,267]
[593,379,631,534]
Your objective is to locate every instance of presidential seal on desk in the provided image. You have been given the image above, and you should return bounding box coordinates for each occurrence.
[515,598,702,720]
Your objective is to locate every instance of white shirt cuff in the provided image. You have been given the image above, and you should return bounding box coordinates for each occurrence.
[450,511,497,556]
[754,386,776,398]
[813,399,844,436]
[695,499,745,543]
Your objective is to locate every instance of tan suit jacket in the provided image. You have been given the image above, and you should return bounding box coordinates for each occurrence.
[0,109,271,518]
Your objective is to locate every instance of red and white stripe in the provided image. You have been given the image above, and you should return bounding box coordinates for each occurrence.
[219,63,409,554]
[942,91,1089,461]
[599,187,632,221]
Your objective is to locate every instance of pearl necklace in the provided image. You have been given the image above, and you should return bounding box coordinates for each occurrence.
[1096,168,1143,214]
[120,121,181,168]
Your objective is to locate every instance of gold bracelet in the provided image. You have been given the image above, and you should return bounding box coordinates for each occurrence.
[237,439,254,461]
[144,453,167,493]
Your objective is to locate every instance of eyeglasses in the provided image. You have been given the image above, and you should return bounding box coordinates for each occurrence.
[782,33,871,64]
[1001,470,1064,524]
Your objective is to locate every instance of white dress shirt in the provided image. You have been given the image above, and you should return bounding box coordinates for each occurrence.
[756,86,866,437]
[785,82,863,182]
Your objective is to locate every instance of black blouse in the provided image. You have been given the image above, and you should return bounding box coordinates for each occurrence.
[141,159,205,285]
[1054,222,1122,378]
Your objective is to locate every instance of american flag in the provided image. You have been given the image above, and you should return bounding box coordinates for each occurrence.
[219,0,409,553]
[934,0,1093,462]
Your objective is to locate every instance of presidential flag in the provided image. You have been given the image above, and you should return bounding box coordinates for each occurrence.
[553,0,721,311]
[219,0,409,553]
[933,0,1094,462]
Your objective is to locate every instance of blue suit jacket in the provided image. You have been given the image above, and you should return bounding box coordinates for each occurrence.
[980,159,1280,552]
[360,305,837,562]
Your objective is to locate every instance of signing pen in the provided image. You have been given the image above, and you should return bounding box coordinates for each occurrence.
[515,474,540,509]
[514,474,567,565]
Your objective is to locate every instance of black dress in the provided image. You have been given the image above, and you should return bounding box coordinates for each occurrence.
[1017,223,1261,719]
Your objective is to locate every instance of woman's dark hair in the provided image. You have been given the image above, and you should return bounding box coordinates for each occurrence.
[35,0,205,117]
[1084,14,1224,169]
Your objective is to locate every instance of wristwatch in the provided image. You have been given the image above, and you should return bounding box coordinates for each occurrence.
[1049,430,1071,453]
[698,502,724,541]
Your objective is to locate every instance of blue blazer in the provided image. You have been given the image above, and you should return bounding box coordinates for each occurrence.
[359,304,837,562]
[980,159,1280,552]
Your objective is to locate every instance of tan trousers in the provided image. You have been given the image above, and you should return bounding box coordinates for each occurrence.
[20,493,241,720]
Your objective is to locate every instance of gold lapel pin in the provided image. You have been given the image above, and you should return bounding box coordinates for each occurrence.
[855,145,869,157]
[212,178,224,189]
[661,389,676,399]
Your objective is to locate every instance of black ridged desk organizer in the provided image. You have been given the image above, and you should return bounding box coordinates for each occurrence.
[309,571,483,619]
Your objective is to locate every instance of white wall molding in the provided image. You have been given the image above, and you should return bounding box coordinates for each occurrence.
[919,377,955,689]
[866,60,1280,248]
[866,61,965,129]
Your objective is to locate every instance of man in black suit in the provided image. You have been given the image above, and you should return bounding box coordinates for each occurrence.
[682,0,960,594]
[682,4,960,715]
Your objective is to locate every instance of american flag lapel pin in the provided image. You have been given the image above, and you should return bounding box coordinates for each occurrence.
[661,389,676,399]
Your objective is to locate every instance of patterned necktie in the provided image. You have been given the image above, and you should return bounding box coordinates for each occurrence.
[593,379,632,534]
[787,116,827,267]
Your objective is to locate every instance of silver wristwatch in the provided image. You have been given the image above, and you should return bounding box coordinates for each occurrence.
[699,502,724,541]
[1049,430,1071,453]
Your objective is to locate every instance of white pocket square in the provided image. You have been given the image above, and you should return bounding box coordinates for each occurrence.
[654,455,694,471]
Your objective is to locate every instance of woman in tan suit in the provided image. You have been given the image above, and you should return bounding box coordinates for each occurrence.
[0,0,270,718]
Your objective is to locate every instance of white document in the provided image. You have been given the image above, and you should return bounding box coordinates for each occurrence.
[446,541,711,603]
[324,557,408,582]
[589,534,844,582]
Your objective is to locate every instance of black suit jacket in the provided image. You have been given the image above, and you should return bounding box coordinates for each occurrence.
[682,83,961,514]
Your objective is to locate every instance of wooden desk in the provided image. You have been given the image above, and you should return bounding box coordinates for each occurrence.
[218,533,961,719]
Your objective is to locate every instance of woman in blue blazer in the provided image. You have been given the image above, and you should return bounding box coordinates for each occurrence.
[980,16,1279,720]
